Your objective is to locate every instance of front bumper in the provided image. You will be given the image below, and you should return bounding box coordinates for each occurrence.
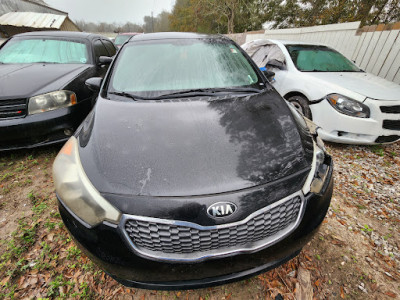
[310,98,400,144]
[0,98,92,151]
[58,172,333,290]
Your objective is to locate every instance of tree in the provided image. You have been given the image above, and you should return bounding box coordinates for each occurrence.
[199,0,241,33]
[169,0,199,32]
[120,22,143,33]
[155,11,171,32]
[142,11,171,33]
[266,0,400,28]
[143,15,154,32]
[169,0,266,33]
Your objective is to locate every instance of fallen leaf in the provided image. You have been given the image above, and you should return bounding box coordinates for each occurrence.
[18,276,26,286]
[47,233,54,241]
[304,254,312,261]
[340,286,345,299]
[0,276,10,286]
[384,291,397,298]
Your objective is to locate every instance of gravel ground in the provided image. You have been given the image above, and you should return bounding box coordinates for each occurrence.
[312,142,400,299]
[329,142,399,261]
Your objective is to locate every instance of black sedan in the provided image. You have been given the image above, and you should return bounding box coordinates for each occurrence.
[53,33,333,290]
[0,31,116,151]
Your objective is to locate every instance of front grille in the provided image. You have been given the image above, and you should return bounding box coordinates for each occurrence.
[0,99,27,119]
[375,135,400,143]
[380,105,400,114]
[383,120,400,130]
[122,192,304,262]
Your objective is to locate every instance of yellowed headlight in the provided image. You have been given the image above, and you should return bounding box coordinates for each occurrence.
[53,137,121,227]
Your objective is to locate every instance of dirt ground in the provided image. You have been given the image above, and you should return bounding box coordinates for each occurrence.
[0,141,399,299]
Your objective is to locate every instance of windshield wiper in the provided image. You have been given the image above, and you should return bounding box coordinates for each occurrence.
[108,91,146,101]
[111,89,217,101]
[109,87,262,101]
[156,87,262,99]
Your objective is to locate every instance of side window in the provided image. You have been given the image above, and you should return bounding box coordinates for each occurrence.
[265,45,286,69]
[93,40,109,59]
[102,40,116,56]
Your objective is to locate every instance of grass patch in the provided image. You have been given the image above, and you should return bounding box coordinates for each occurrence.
[370,145,385,157]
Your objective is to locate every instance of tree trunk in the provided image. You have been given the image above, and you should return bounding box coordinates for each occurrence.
[227,6,235,33]
[371,0,390,24]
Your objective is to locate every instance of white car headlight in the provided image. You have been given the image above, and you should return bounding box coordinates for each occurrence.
[53,137,121,227]
[28,90,77,115]
[326,93,370,118]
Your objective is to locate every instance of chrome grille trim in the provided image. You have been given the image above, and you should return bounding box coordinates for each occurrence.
[119,191,305,263]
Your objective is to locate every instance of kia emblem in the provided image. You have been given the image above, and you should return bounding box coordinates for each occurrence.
[207,202,237,218]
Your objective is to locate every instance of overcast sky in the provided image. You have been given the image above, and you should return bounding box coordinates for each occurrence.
[44,0,175,24]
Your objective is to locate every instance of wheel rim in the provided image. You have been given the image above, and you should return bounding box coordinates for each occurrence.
[290,101,304,115]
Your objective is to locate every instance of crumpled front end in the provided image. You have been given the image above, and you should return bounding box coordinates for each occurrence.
[312,98,400,144]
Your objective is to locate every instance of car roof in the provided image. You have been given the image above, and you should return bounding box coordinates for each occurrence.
[12,31,109,41]
[128,32,227,42]
[268,39,326,46]
[117,32,142,36]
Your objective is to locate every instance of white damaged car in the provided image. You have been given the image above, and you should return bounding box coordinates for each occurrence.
[242,39,400,144]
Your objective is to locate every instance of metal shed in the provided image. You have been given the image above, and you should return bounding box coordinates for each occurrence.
[0,0,67,17]
[0,12,80,36]
[0,0,80,39]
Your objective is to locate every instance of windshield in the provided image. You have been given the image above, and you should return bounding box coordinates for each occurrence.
[109,39,261,98]
[286,45,361,72]
[0,38,89,64]
[115,35,133,45]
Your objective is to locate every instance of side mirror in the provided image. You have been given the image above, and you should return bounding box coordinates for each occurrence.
[266,59,286,70]
[262,70,275,81]
[98,56,113,66]
[85,77,103,92]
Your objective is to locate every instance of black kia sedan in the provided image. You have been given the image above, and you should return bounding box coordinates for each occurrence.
[0,31,116,151]
[53,33,333,290]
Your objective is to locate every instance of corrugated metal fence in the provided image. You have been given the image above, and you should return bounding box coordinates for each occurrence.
[242,22,400,84]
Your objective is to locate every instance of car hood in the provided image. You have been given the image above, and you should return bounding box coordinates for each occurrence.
[77,90,313,197]
[303,72,400,101]
[0,63,92,99]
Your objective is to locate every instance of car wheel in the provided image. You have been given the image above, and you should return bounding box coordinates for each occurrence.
[287,95,312,119]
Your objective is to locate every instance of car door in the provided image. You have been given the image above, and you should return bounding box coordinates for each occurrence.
[93,39,111,78]
[263,45,288,94]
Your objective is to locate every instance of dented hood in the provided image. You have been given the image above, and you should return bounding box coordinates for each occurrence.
[77,90,313,197]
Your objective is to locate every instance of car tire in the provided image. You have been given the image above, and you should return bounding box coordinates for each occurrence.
[287,95,312,119]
